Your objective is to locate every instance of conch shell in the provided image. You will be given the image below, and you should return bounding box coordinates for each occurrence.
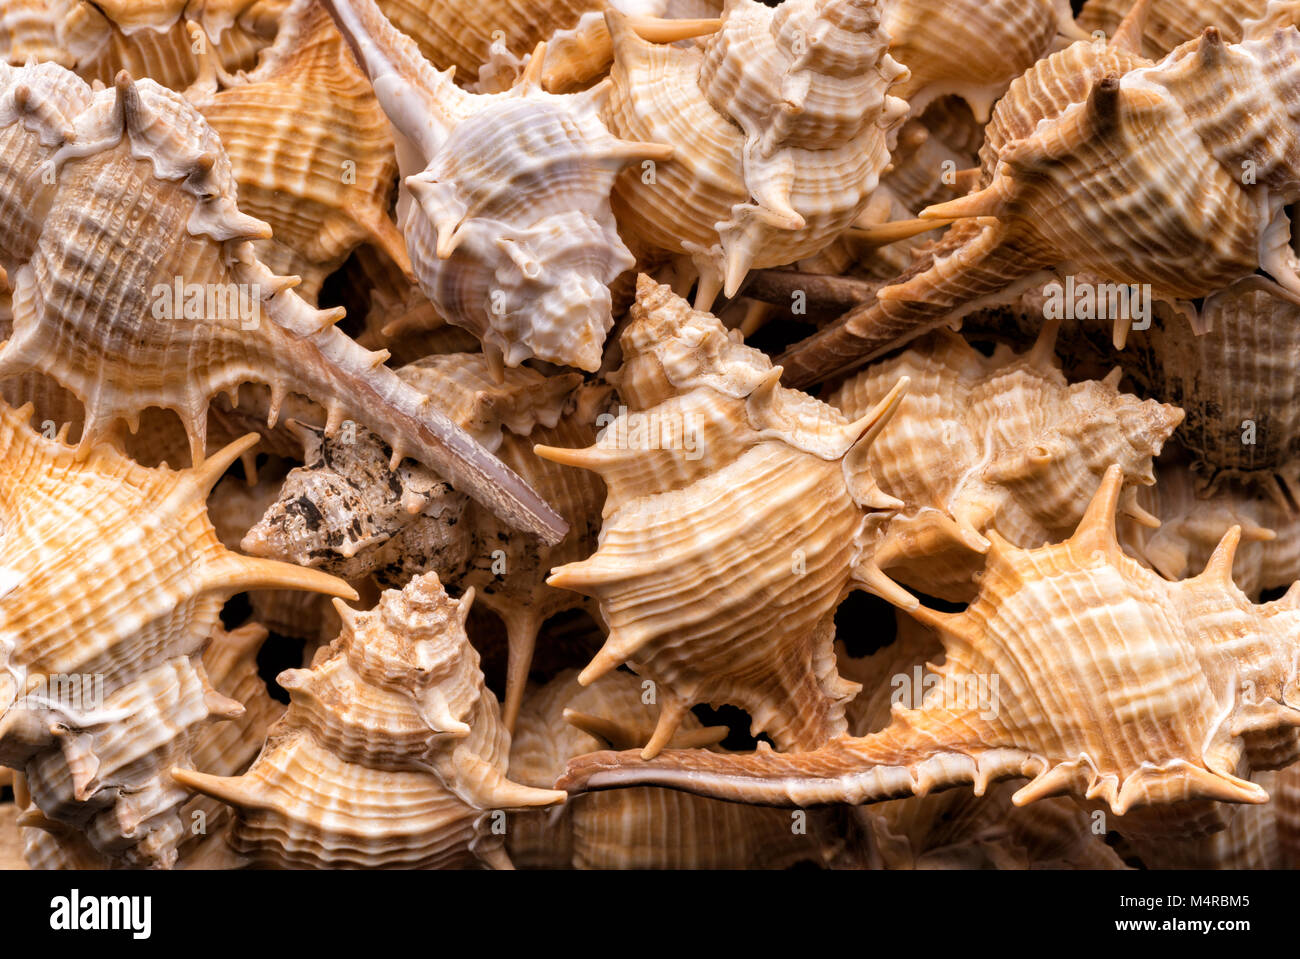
[600,0,909,307]
[173,573,565,868]
[326,0,670,373]
[538,276,909,758]
[1077,0,1268,58]
[562,466,1300,840]
[0,59,566,542]
[0,397,354,867]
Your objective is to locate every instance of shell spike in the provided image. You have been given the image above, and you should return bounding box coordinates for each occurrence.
[214,554,359,600]
[1025,320,1060,369]
[847,375,909,451]
[1198,525,1243,586]
[111,71,144,135]
[170,767,268,811]
[189,433,261,494]
[641,694,690,760]
[514,42,547,91]
[1067,464,1126,555]
[1108,0,1153,54]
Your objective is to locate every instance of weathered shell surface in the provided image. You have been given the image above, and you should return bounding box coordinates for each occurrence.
[539,276,908,757]
[0,59,566,542]
[562,467,1300,840]
[173,573,564,868]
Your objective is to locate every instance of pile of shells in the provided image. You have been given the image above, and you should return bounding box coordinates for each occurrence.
[2,0,1300,870]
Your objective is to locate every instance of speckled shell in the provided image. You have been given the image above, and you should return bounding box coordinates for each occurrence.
[507,669,844,868]
[0,398,353,867]
[328,0,667,373]
[538,276,909,757]
[186,0,405,304]
[562,466,1300,840]
[0,0,280,90]
[777,21,1300,386]
[885,0,1074,121]
[600,0,908,306]
[826,328,1182,601]
[172,573,564,868]
[0,61,566,542]
[242,353,607,730]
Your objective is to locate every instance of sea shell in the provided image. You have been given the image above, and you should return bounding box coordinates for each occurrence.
[826,326,1182,601]
[0,60,566,542]
[537,276,909,757]
[777,13,1300,385]
[599,0,908,308]
[1077,0,1267,58]
[0,0,281,90]
[186,0,406,303]
[242,353,607,729]
[172,572,565,869]
[561,466,1300,840]
[0,397,354,867]
[326,0,670,373]
[507,669,845,868]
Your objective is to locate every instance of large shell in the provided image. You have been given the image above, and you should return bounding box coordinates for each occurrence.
[0,60,566,542]
[600,0,908,307]
[0,397,353,866]
[0,0,280,89]
[826,327,1182,601]
[1077,0,1267,58]
[777,17,1300,385]
[537,276,908,757]
[173,573,564,868]
[326,0,669,372]
[186,0,405,303]
[507,669,844,868]
[562,466,1300,840]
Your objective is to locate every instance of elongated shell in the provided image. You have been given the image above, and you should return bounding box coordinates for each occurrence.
[327,0,670,372]
[538,276,909,757]
[508,669,843,868]
[187,0,405,303]
[561,467,1300,840]
[173,573,564,868]
[601,0,908,307]
[827,328,1182,601]
[0,397,354,866]
[0,62,566,542]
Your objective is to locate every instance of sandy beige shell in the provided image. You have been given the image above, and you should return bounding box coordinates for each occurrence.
[600,0,908,308]
[186,0,406,304]
[1077,0,1268,57]
[0,60,565,542]
[242,353,607,730]
[173,573,564,868]
[329,0,669,373]
[0,397,353,867]
[562,466,1300,840]
[0,0,280,90]
[538,276,908,757]
[507,669,847,868]
[777,17,1300,386]
[826,327,1182,601]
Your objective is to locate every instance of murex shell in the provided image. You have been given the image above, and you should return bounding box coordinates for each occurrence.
[562,466,1300,840]
[173,573,564,868]
[0,397,353,867]
[538,276,909,758]
[0,56,566,542]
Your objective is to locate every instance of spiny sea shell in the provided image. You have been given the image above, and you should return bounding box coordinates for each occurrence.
[0,59,566,542]
[328,0,670,373]
[0,397,353,866]
[538,276,908,757]
[562,466,1300,840]
[1077,0,1267,58]
[186,0,405,303]
[777,16,1300,385]
[507,669,844,868]
[600,0,908,308]
[826,327,1182,601]
[243,355,605,729]
[173,573,565,868]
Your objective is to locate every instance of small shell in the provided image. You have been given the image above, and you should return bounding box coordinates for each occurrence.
[186,0,406,303]
[827,327,1182,601]
[0,62,566,542]
[538,276,909,757]
[173,573,565,868]
[508,669,845,868]
[0,398,353,866]
[601,0,907,306]
[561,467,1300,840]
